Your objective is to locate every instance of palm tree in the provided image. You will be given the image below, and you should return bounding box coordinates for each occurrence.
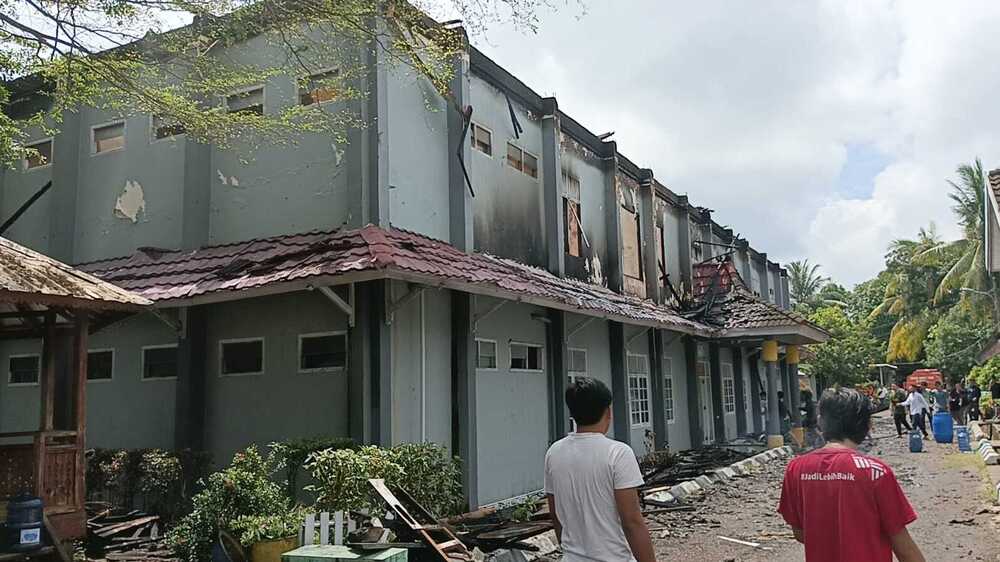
[870,227,945,361]
[919,159,999,314]
[787,259,829,305]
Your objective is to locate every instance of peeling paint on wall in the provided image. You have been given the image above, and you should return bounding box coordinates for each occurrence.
[217,169,227,185]
[333,143,344,167]
[113,180,146,223]
[587,253,605,286]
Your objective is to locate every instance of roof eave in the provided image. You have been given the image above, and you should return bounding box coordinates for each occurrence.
[719,324,829,345]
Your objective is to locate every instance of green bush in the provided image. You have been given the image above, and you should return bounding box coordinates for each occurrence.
[306,442,463,517]
[231,507,306,547]
[270,436,356,501]
[970,356,1000,388]
[166,446,289,562]
[86,448,210,522]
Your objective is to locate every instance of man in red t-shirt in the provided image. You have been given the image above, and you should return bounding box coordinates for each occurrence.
[778,388,925,562]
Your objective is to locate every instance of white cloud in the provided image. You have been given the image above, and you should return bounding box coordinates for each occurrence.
[473,0,1000,286]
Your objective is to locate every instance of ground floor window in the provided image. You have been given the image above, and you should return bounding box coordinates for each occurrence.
[220,338,265,376]
[142,345,178,380]
[299,332,347,372]
[628,354,650,427]
[663,356,675,423]
[87,349,114,381]
[722,363,736,413]
[510,342,543,371]
[567,348,587,380]
[476,339,498,370]
[8,354,40,385]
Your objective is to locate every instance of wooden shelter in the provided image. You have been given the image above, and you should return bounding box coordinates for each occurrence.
[0,237,150,542]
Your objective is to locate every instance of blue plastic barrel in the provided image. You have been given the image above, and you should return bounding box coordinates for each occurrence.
[933,411,954,443]
[909,430,923,452]
[5,494,43,552]
[956,426,971,452]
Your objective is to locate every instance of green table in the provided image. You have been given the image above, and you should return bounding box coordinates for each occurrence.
[282,545,408,562]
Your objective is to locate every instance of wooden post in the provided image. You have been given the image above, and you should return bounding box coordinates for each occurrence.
[73,313,89,508]
[40,312,56,432]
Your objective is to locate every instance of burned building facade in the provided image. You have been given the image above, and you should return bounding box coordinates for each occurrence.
[0,23,826,508]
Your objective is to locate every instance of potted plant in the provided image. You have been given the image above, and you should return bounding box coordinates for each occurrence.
[232,509,304,562]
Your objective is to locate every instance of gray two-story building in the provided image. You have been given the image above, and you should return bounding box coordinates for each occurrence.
[0,17,826,508]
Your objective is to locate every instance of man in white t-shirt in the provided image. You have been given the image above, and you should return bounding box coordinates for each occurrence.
[544,378,655,562]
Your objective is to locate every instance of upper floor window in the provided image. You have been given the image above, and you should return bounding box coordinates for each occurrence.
[93,121,125,154]
[510,342,543,372]
[471,123,492,156]
[620,206,642,281]
[506,142,538,178]
[24,139,52,170]
[227,87,264,115]
[300,69,340,106]
[568,348,587,379]
[152,115,186,140]
[8,354,40,386]
[563,172,583,257]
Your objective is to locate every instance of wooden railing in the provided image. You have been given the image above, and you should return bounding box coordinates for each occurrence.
[0,431,82,512]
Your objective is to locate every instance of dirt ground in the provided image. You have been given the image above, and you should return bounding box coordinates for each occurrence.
[647,413,1000,561]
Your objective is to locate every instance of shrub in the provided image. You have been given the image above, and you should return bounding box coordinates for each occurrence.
[270,436,356,501]
[306,442,463,517]
[230,507,306,547]
[86,448,210,522]
[166,446,288,562]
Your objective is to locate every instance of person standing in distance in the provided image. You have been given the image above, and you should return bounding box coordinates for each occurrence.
[544,378,655,562]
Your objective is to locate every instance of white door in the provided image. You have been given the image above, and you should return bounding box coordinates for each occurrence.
[697,361,714,443]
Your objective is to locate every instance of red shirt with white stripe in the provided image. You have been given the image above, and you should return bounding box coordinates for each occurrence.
[778,447,916,562]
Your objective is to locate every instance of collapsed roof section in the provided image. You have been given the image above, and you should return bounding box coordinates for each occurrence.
[79,225,716,336]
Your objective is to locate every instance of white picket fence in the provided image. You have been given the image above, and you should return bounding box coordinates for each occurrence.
[300,512,357,546]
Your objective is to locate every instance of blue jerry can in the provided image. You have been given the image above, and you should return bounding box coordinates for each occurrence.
[956,426,971,452]
[909,430,923,453]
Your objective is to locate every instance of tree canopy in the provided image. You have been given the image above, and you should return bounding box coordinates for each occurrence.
[0,0,553,167]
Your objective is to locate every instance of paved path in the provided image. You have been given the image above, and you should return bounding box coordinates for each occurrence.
[649,413,1000,561]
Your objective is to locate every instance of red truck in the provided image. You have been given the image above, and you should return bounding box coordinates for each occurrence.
[906,368,944,388]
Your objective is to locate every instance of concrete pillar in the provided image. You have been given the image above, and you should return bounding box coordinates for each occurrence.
[787,345,803,446]
[749,354,763,434]
[677,197,693,292]
[174,306,206,450]
[609,322,630,445]
[450,290,478,509]
[763,339,783,448]
[48,111,81,262]
[639,170,660,302]
[683,337,702,446]
[541,98,565,277]
[603,143,624,293]
[732,347,748,437]
[649,330,667,450]
[708,343,726,443]
[181,140,211,250]
[546,309,567,441]
[448,41,473,252]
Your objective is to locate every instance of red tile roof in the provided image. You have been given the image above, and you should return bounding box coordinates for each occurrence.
[714,289,815,331]
[79,226,716,335]
[692,259,743,298]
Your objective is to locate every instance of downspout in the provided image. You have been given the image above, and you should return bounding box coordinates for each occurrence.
[420,290,427,442]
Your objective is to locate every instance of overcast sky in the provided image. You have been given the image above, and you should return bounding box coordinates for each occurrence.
[470,1,1000,287]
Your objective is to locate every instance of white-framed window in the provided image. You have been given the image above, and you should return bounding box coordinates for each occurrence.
[663,356,675,424]
[567,348,587,381]
[299,68,341,106]
[722,363,736,413]
[92,121,125,154]
[87,349,114,382]
[506,142,538,178]
[298,332,347,372]
[220,338,264,376]
[627,353,650,428]
[142,344,178,380]
[476,339,498,370]
[509,342,543,372]
[8,354,40,386]
[471,123,492,156]
[226,86,264,115]
[151,115,186,140]
[23,138,53,170]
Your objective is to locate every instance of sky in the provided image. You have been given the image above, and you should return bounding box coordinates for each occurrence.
[468,0,1000,287]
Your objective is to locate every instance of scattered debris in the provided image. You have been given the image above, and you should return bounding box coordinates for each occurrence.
[717,535,772,551]
[641,447,753,492]
[86,502,173,561]
[948,518,975,526]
